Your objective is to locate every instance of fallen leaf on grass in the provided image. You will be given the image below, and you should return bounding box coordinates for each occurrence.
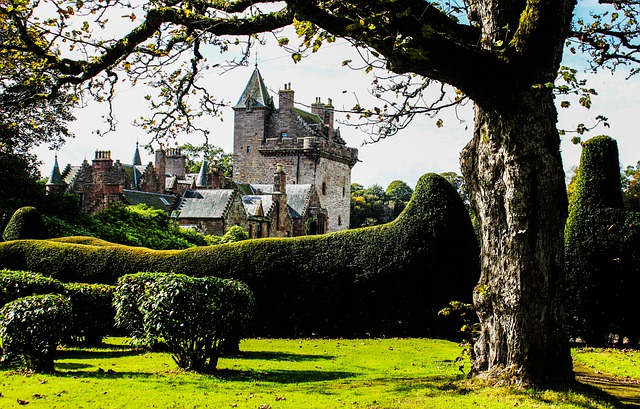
[17,398,29,405]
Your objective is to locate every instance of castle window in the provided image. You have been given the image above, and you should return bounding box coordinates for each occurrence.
[342,185,345,197]
[246,146,251,153]
[338,215,342,226]
[281,131,287,138]
[322,182,327,195]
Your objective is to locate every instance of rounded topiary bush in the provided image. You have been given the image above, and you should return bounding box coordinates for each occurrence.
[2,206,47,241]
[114,272,254,372]
[0,294,71,372]
[0,269,65,306]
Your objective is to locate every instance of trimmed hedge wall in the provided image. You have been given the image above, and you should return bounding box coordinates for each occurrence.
[0,269,115,346]
[565,136,640,346]
[0,173,480,338]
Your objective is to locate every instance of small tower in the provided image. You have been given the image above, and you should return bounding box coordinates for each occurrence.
[132,141,142,166]
[45,154,66,194]
[232,65,273,183]
[196,155,208,188]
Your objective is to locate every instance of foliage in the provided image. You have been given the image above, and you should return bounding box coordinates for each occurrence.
[350,183,392,228]
[303,216,318,235]
[0,173,479,339]
[45,202,207,249]
[114,272,254,372]
[63,283,115,346]
[0,294,71,373]
[0,152,43,232]
[180,142,233,178]
[565,135,640,346]
[0,269,64,306]
[204,225,250,245]
[2,206,47,241]
[622,161,640,211]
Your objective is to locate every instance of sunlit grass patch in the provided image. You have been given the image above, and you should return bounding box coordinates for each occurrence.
[0,338,629,408]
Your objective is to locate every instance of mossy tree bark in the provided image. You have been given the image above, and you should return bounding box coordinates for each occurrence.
[461,90,572,386]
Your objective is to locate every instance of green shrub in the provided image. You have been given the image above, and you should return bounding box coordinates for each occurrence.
[63,283,115,346]
[565,136,640,346]
[0,294,71,372]
[2,206,47,241]
[0,269,64,306]
[204,225,250,245]
[114,272,254,371]
[113,272,165,343]
[0,173,479,338]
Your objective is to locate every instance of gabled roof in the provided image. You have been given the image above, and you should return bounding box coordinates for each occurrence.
[233,66,273,109]
[122,190,177,212]
[175,189,236,219]
[243,195,274,217]
[252,184,313,220]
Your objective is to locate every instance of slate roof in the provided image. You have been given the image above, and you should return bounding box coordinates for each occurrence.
[243,195,274,217]
[46,156,65,186]
[234,66,273,109]
[252,184,313,219]
[175,189,236,219]
[122,190,177,212]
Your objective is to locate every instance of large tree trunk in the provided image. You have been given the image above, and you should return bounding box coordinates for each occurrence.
[460,89,573,386]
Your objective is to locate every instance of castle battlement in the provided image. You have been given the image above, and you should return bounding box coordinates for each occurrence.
[258,137,358,166]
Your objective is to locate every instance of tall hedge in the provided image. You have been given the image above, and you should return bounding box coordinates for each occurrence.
[565,135,640,346]
[0,173,480,338]
[2,206,47,241]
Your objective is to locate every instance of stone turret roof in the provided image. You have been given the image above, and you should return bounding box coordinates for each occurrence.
[46,155,65,186]
[132,142,142,166]
[233,66,273,109]
[196,156,208,188]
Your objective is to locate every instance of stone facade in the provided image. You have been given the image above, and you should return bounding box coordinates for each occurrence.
[232,67,358,232]
[47,67,357,237]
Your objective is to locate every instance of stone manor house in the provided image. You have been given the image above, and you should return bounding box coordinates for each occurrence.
[45,67,359,238]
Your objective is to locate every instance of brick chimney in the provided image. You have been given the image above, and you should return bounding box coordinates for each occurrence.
[92,150,113,172]
[273,163,287,193]
[279,83,294,133]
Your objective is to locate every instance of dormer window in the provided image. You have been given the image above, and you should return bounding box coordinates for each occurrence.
[281,131,287,138]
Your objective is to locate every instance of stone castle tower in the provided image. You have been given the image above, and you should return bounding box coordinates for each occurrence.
[232,67,358,232]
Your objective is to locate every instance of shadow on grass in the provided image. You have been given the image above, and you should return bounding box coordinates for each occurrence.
[56,348,145,361]
[230,350,336,362]
[213,368,356,383]
[48,367,355,384]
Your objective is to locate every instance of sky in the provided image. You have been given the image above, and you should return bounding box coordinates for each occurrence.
[33,14,640,190]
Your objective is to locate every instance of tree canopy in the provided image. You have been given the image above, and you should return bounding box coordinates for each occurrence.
[3,0,640,387]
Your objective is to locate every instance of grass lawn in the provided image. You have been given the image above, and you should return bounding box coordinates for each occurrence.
[0,338,635,408]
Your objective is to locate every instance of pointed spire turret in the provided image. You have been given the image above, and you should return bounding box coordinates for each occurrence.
[196,155,208,188]
[132,141,142,166]
[233,65,273,109]
[46,154,66,193]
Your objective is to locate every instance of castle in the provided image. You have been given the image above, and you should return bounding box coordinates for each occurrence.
[46,67,358,237]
